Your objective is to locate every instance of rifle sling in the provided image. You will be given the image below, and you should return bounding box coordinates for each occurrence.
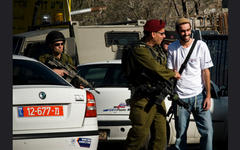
[167,40,198,119]
[178,39,198,75]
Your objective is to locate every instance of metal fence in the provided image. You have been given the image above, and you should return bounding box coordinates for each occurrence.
[202,35,228,89]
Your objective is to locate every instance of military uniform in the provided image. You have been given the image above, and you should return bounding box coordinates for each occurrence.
[154,45,168,64]
[125,42,175,150]
[39,53,74,68]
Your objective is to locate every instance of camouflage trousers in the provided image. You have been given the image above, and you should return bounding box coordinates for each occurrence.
[125,97,167,150]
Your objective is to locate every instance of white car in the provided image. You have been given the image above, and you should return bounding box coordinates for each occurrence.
[77,60,228,146]
[13,55,99,150]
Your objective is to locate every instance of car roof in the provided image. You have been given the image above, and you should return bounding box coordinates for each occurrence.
[13,54,38,62]
[78,59,121,66]
[13,28,68,38]
[12,55,37,61]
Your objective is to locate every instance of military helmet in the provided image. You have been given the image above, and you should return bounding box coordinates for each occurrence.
[45,30,65,45]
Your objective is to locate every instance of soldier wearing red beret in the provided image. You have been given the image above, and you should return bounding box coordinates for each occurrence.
[124,19,181,150]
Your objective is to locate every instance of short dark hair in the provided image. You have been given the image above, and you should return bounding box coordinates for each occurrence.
[143,30,151,37]
[141,30,152,41]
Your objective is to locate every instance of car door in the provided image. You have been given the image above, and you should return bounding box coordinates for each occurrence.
[78,63,131,116]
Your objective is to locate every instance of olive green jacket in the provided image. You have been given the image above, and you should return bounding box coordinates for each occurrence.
[131,43,175,81]
[39,53,74,68]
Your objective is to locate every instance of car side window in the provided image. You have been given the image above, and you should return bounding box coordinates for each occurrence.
[78,64,128,87]
[104,65,128,87]
[82,68,108,87]
[23,41,50,60]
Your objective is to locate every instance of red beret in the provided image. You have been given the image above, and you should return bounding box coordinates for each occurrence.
[144,19,165,32]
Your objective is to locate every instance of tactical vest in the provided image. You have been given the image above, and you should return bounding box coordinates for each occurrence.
[39,53,73,68]
[127,43,170,105]
[143,43,167,65]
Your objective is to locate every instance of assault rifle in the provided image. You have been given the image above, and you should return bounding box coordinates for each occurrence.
[46,57,100,94]
[136,72,190,115]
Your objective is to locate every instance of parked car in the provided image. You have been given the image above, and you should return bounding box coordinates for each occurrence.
[13,55,99,150]
[77,59,228,146]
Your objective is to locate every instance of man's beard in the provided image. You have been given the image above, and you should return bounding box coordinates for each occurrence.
[53,49,62,55]
[153,38,163,46]
[180,35,190,42]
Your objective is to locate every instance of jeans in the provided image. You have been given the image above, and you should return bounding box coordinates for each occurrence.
[174,92,213,150]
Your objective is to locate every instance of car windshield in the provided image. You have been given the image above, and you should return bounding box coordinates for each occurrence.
[13,59,71,86]
[77,64,128,88]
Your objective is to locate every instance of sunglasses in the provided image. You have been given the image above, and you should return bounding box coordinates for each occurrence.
[156,31,165,35]
[54,43,64,46]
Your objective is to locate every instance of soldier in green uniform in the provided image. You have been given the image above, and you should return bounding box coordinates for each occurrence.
[39,31,83,88]
[124,19,181,150]
[39,30,74,77]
